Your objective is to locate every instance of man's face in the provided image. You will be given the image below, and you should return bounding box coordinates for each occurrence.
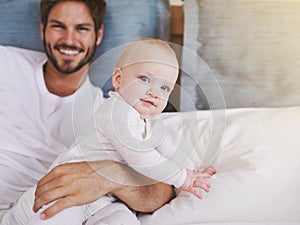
[41,1,102,74]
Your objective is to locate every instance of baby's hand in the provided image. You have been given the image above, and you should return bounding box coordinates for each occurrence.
[201,166,216,176]
[179,166,216,199]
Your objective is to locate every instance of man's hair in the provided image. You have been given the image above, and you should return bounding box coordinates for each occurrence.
[40,0,106,32]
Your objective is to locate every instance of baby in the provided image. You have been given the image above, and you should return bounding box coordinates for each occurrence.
[95,38,216,197]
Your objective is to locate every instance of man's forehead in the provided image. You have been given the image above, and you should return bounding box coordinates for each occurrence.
[48,1,93,23]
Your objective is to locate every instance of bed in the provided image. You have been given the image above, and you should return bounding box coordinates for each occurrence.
[0,0,299,224]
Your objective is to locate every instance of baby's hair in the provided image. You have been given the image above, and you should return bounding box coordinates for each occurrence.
[116,38,178,69]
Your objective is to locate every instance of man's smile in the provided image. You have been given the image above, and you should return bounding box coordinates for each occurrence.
[54,45,84,57]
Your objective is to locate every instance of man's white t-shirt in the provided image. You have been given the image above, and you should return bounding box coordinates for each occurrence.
[0,46,104,214]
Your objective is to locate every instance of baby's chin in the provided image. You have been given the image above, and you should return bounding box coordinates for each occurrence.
[133,103,165,120]
[140,111,165,120]
[138,110,157,120]
[140,114,153,120]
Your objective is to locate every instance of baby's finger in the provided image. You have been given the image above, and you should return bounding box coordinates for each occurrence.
[193,179,211,192]
[203,166,216,175]
[194,171,212,179]
[188,188,203,199]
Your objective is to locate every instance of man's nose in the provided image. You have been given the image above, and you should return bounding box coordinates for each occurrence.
[64,29,77,45]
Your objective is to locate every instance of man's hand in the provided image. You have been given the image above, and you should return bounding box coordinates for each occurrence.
[33,161,122,220]
[33,160,175,220]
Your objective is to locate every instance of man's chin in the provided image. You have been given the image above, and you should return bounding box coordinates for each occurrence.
[55,61,84,74]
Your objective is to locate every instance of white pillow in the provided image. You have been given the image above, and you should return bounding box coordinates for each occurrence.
[139,107,300,224]
[181,0,300,110]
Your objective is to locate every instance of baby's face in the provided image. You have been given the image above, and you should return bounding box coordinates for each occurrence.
[116,61,178,118]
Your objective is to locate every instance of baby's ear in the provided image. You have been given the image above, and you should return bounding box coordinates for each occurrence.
[112,67,122,91]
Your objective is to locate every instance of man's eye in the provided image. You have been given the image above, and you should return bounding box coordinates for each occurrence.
[51,24,64,29]
[140,76,150,83]
[77,27,89,32]
[160,85,170,92]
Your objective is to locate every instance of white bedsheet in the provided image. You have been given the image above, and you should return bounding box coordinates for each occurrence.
[183,224,300,225]
[139,107,300,225]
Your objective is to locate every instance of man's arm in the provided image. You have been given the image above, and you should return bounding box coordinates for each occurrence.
[33,160,175,219]
[113,182,175,213]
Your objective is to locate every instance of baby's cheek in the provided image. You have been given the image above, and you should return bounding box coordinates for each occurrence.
[158,90,171,100]
[159,100,169,112]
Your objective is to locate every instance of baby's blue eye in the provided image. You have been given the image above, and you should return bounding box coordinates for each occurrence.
[140,76,150,83]
[160,85,170,92]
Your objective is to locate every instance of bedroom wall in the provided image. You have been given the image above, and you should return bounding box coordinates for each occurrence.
[180,0,300,111]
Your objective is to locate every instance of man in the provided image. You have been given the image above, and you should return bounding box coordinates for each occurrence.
[0,0,174,222]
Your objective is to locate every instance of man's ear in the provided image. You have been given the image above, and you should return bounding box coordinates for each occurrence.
[96,24,104,46]
[112,67,122,91]
[40,23,45,41]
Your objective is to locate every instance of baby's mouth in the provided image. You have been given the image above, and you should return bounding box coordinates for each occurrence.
[141,99,156,106]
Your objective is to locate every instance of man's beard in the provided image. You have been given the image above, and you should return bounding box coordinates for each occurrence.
[43,40,97,74]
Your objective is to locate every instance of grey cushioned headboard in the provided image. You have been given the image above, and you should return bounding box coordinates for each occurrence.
[0,0,42,50]
[0,0,171,95]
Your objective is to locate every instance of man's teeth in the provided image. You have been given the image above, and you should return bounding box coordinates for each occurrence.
[59,49,80,55]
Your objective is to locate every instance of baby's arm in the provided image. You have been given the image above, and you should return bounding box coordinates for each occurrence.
[179,166,216,199]
[103,125,186,187]
[96,97,186,188]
